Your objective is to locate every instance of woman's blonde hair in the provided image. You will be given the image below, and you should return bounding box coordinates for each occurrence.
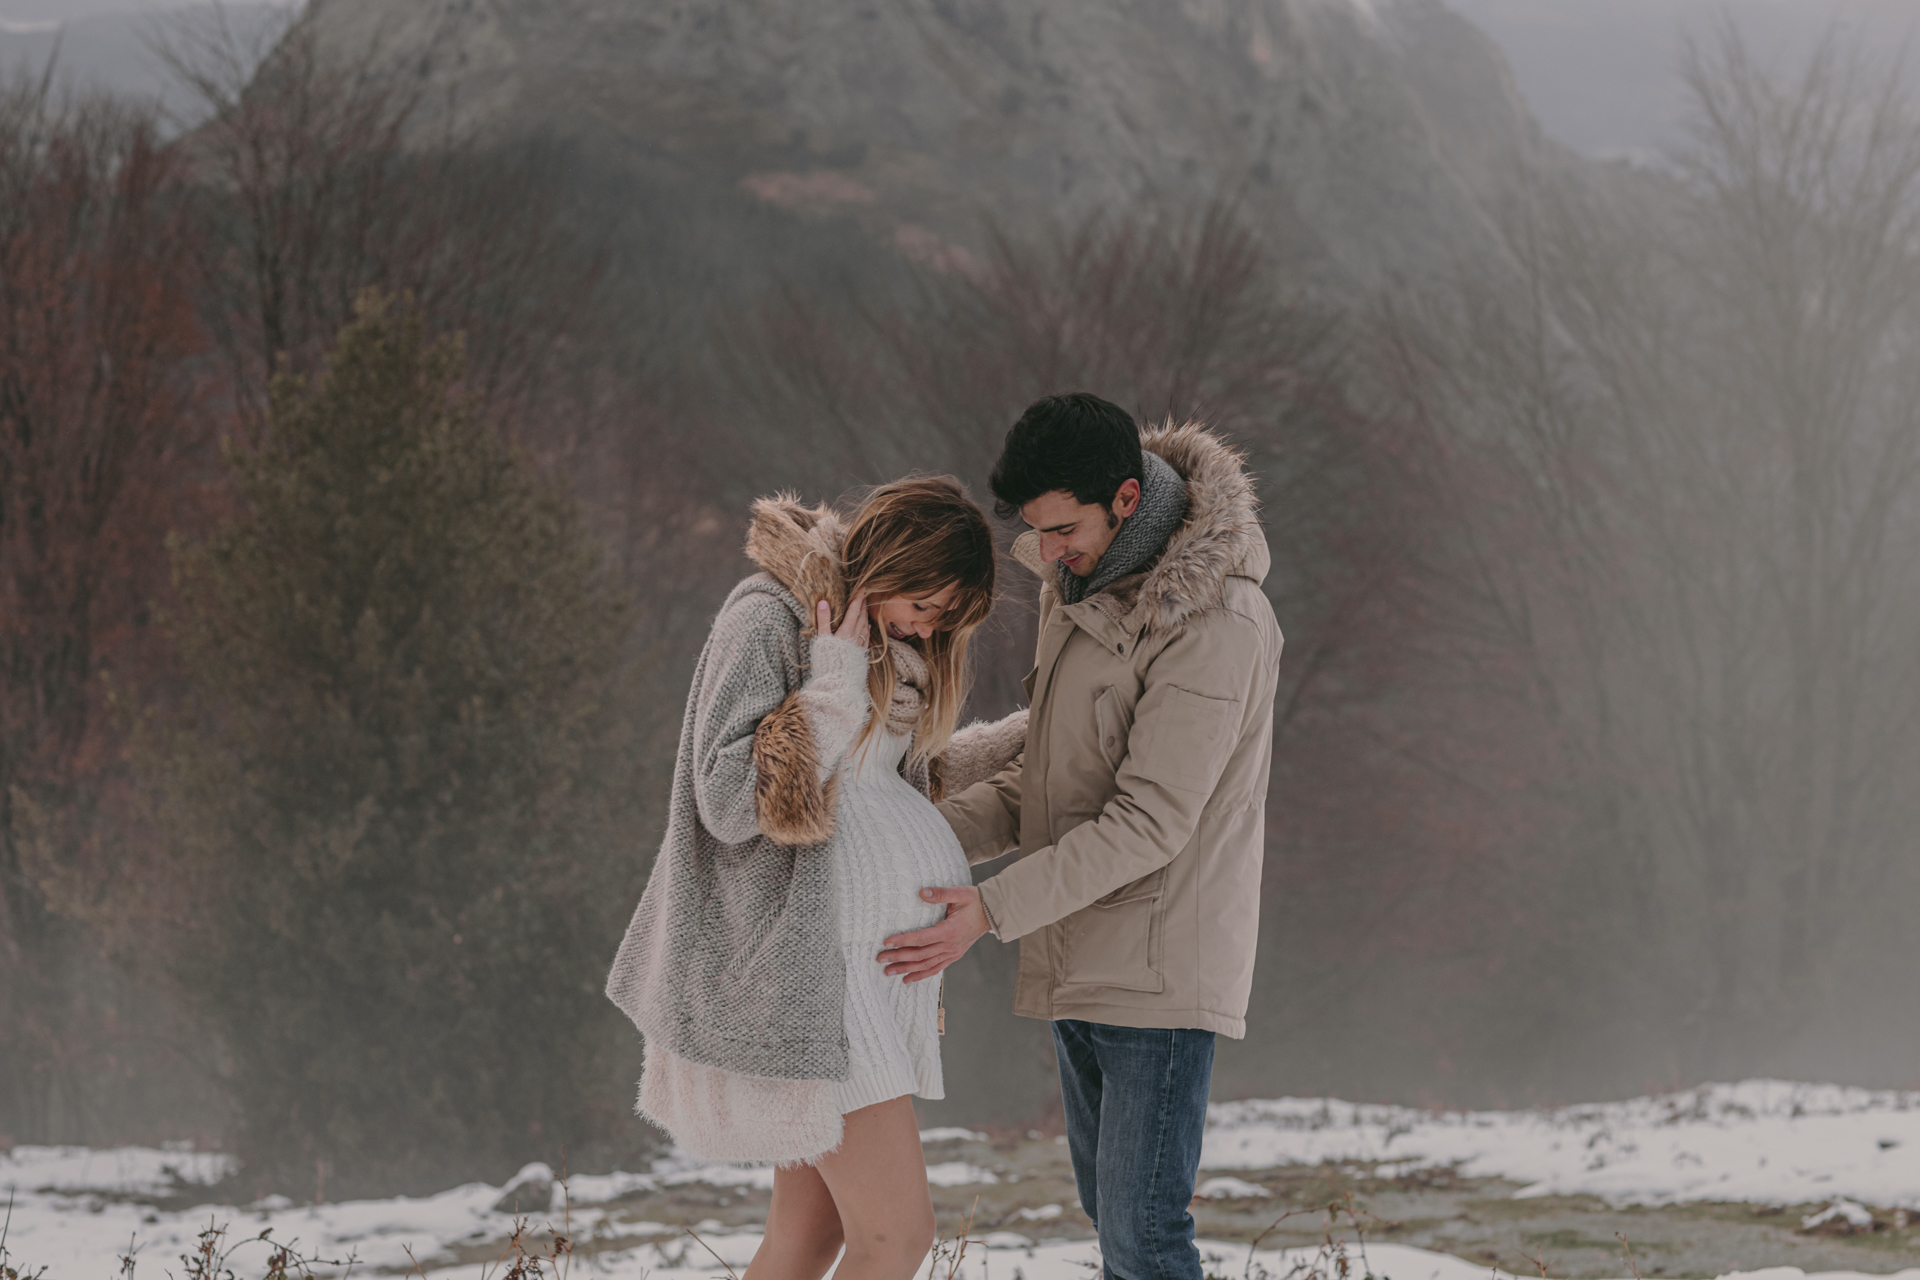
[834,476,996,762]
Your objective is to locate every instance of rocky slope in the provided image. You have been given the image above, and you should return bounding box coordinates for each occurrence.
[300,0,1569,291]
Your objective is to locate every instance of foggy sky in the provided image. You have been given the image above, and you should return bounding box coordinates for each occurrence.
[0,0,278,22]
[6,1,1916,162]
[1448,0,1920,160]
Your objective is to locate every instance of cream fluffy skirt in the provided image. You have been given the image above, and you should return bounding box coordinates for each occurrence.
[638,1040,843,1166]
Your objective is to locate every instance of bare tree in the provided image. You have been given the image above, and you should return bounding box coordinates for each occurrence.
[704,199,1355,721]
[1379,21,1920,1062]
[156,11,593,427]
[0,80,211,1143]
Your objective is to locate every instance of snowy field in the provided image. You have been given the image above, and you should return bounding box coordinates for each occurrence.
[5,1081,1920,1280]
[1203,1081,1920,1207]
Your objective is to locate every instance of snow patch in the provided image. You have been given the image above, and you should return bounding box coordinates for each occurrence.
[0,1144,233,1196]
[1196,1174,1273,1199]
[925,1161,999,1186]
[1203,1080,1920,1208]
[1801,1198,1875,1231]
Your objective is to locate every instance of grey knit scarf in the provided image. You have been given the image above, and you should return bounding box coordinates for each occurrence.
[1059,450,1190,606]
[883,638,930,738]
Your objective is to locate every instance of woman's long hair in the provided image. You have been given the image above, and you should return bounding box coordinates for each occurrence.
[838,476,996,762]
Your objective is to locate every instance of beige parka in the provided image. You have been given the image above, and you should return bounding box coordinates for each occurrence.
[938,423,1283,1038]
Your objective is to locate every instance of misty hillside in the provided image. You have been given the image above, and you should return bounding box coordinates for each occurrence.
[300,0,1574,293]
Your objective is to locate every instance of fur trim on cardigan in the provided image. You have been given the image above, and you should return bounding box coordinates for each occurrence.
[752,691,839,845]
[1012,422,1262,631]
[745,494,848,634]
[745,496,848,843]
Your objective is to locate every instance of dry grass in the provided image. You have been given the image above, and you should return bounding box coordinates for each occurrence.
[1,1191,46,1280]
[924,1196,983,1280]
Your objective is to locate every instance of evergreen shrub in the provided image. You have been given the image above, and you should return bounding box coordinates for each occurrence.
[151,291,645,1196]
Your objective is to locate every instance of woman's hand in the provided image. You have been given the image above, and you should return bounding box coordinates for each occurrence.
[818,594,869,648]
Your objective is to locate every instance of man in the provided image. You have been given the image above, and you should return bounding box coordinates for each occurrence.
[877,393,1283,1276]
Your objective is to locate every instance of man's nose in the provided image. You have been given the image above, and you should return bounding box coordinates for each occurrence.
[1040,534,1068,563]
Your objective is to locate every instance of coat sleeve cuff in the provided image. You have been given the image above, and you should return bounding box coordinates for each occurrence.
[937,709,1027,795]
[978,869,1039,942]
[978,889,1003,940]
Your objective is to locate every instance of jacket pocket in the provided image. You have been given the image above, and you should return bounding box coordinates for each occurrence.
[1062,872,1165,993]
[1093,685,1131,770]
[1094,864,1164,907]
[1148,686,1240,793]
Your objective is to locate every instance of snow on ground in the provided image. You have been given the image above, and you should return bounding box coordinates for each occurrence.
[361,1236,1920,1280]
[1203,1080,1920,1207]
[6,1082,1920,1279]
[0,1143,234,1196]
[410,1236,1532,1280]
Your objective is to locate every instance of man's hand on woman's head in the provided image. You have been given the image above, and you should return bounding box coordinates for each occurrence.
[877,885,989,983]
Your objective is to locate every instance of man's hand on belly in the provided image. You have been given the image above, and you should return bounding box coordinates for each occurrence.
[877,886,989,983]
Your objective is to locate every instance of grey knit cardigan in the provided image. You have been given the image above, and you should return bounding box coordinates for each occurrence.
[605,497,1025,1088]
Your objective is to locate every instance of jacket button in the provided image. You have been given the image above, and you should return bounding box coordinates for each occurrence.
[1116,643,1125,654]
[1105,736,1117,748]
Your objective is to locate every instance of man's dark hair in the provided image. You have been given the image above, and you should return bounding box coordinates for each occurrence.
[988,393,1143,520]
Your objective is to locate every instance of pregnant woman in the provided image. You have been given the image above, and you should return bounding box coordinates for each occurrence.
[606,477,1025,1279]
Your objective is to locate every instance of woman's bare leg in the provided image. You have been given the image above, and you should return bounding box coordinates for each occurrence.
[813,1096,935,1280]
[743,1162,844,1280]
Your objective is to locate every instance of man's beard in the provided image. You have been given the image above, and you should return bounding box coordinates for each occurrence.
[1065,508,1122,577]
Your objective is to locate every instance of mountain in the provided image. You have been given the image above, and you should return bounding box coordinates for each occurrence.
[298,0,1573,293]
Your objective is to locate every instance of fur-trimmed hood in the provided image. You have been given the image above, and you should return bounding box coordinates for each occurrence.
[1011,422,1268,633]
[744,494,848,633]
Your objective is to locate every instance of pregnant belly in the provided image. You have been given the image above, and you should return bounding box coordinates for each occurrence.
[835,781,970,943]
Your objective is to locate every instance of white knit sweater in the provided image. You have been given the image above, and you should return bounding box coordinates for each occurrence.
[796,634,969,1110]
[828,726,969,1111]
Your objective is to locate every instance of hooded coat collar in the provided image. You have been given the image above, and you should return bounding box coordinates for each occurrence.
[743,494,848,632]
[1011,422,1267,636]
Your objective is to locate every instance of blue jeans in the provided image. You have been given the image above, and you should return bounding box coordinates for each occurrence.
[1051,1019,1216,1280]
